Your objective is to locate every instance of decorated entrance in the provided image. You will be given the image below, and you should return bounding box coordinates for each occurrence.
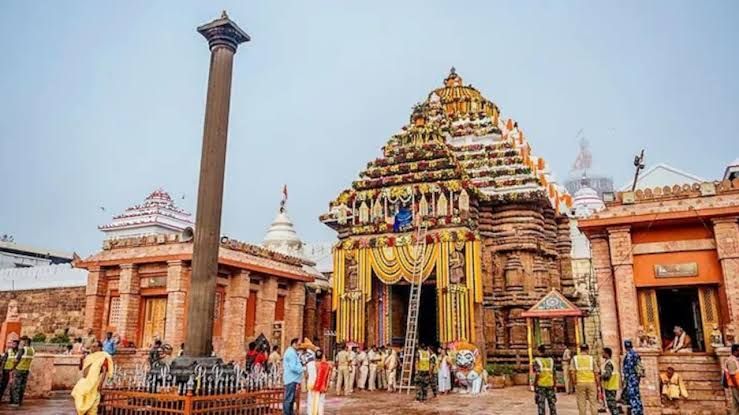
[332,232,482,346]
[141,296,167,348]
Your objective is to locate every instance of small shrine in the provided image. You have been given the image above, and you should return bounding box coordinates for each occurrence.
[321,68,578,363]
[98,189,194,240]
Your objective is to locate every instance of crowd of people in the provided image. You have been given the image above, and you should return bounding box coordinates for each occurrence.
[533,340,739,415]
[333,342,456,401]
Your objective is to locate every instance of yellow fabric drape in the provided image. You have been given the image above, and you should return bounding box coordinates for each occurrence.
[332,238,483,345]
[369,244,439,284]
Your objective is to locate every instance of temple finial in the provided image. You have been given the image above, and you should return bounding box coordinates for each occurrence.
[450,66,456,75]
[221,10,229,19]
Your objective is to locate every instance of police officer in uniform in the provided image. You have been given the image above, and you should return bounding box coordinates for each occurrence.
[600,347,621,415]
[534,344,557,415]
[415,344,432,401]
[570,343,599,415]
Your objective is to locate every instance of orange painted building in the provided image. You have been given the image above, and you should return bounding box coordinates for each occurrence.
[579,178,739,412]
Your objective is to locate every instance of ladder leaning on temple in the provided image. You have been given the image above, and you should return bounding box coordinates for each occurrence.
[398,222,429,394]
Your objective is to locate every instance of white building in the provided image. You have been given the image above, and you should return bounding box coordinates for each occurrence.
[620,163,704,191]
[0,240,73,269]
[98,189,194,240]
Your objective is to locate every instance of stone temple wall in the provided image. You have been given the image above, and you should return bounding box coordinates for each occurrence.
[480,202,577,368]
[0,286,86,338]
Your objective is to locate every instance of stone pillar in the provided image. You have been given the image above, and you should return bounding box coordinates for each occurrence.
[185,12,250,357]
[118,264,140,343]
[608,226,639,347]
[713,217,739,337]
[284,282,306,348]
[590,232,621,355]
[221,270,250,362]
[303,288,318,342]
[165,260,189,348]
[84,266,107,338]
[254,277,277,339]
[636,349,662,411]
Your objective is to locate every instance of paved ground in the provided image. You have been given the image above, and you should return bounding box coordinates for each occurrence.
[0,387,581,414]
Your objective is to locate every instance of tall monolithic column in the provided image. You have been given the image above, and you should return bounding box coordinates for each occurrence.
[186,13,250,357]
[590,233,620,355]
[607,226,639,346]
[84,266,107,337]
[165,260,188,348]
[118,264,140,342]
[713,217,739,337]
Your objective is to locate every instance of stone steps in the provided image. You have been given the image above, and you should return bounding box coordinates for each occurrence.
[655,354,728,410]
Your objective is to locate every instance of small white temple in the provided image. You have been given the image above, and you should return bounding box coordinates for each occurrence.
[99,189,194,240]
[262,191,330,289]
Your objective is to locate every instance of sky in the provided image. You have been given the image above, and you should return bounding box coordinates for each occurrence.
[1,1,738,256]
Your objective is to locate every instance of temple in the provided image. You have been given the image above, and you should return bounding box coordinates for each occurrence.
[579,170,739,412]
[98,189,194,239]
[75,189,317,362]
[321,69,577,363]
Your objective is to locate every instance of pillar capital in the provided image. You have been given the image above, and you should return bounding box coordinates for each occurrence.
[197,11,250,53]
[167,259,184,267]
[712,216,739,226]
[607,225,631,235]
[119,263,136,270]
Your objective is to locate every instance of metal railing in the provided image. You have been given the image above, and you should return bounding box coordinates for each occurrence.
[100,363,297,415]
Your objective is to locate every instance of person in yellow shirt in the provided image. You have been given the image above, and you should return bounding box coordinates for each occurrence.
[533,345,557,415]
[600,347,620,415]
[570,344,599,415]
[660,366,688,402]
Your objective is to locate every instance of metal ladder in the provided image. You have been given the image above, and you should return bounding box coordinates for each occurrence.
[398,223,429,394]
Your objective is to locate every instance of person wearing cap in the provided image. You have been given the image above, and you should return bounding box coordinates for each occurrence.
[533,344,557,415]
[621,340,644,415]
[335,343,352,396]
[569,343,599,415]
[600,347,620,415]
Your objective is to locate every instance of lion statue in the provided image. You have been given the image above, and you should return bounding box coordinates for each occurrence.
[450,341,486,395]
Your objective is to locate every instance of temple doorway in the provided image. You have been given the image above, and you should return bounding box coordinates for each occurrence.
[390,283,438,348]
[141,296,167,349]
[656,287,704,352]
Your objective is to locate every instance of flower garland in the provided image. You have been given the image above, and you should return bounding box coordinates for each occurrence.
[349,215,470,236]
[360,158,456,178]
[331,179,477,208]
[353,169,462,190]
[339,228,478,250]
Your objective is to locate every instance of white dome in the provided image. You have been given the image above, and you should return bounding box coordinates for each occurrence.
[263,207,304,256]
[572,186,605,218]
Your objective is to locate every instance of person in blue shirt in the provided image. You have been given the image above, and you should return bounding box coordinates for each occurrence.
[282,338,304,415]
[102,332,116,355]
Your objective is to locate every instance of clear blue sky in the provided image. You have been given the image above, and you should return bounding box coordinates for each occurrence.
[1,1,737,255]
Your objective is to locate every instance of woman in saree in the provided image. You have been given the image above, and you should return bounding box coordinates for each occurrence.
[71,340,114,415]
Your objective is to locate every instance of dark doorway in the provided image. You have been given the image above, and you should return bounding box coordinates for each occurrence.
[390,283,438,348]
[656,287,704,351]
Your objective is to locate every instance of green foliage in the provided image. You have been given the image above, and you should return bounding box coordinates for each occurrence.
[486,364,515,376]
[49,333,71,344]
[31,333,47,343]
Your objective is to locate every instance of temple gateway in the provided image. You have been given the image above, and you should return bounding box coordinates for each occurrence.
[321,69,577,362]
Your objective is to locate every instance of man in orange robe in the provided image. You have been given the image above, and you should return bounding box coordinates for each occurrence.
[307,349,332,415]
